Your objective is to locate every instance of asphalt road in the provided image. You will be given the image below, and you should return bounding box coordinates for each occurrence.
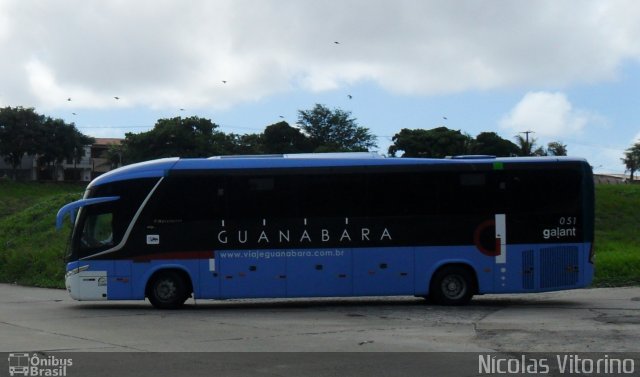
[1,284,638,376]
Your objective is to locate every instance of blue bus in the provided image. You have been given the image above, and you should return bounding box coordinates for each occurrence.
[56,153,595,309]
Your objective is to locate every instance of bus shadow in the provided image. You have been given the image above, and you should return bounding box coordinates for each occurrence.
[68,295,583,311]
[470,296,582,308]
[70,297,427,311]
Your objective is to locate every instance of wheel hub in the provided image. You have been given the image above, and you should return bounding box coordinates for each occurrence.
[156,280,176,301]
[442,275,465,299]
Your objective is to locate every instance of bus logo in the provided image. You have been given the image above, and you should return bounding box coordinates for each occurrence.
[146,235,160,245]
[7,353,73,376]
[8,353,30,376]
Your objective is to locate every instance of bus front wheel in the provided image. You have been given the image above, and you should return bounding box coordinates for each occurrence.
[147,271,189,309]
[429,265,475,306]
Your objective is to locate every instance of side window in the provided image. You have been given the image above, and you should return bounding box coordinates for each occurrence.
[227,176,277,218]
[446,172,497,215]
[144,176,227,222]
[294,173,367,217]
[225,172,369,219]
[226,175,298,219]
[500,169,582,214]
[367,172,409,216]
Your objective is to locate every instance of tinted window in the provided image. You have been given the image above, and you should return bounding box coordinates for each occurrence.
[72,178,159,259]
[500,169,583,214]
[139,165,584,224]
[144,175,226,222]
[366,171,439,217]
[81,212,114,248]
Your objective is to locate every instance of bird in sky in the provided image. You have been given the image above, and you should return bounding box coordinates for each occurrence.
[443,116,448,120]
[72,112,77,115]
[67,97,71,101]
[347,94,353,99]
[114,96,120,100]
[222,80,227,84]
[334,41,340,44]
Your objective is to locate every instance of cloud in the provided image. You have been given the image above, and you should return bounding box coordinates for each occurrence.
[500,91,598,138]
[2,0,640,110]
[570,143,624,173]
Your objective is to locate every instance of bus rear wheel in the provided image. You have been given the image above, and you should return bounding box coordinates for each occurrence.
[147,271,189,309]
[429,266,475,306]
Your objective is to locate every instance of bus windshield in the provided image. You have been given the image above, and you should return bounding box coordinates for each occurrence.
[81,211,114,249]
[68,178,160,260]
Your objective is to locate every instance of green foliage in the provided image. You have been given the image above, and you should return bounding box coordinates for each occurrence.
[471,132,519,157]
[389,127,472,157]
[514,134,538,156]
[0,107,44,171]
[262,121,314,154]
[621,141,640,181]
[0,182,83,288]
[546,141,568,156]
[391,128,560,158]
[223,133,265,155]
[105,143,124,169]
[592,184,640,286]
[120,107,377,161]
[122,116,230,163]
[0,181,84,217]
[0,106,93,179]
[297,104,377,152]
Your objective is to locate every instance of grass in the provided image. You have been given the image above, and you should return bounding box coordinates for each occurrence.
[0,180,84,217]
[0,181,83,288]
[592,184,640,286]
[0,181,638,289]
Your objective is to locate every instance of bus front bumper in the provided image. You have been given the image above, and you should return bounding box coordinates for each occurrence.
[65,266,108,301]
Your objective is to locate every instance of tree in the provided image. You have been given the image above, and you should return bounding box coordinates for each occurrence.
[122,116,228,162]
[471,132,519,157]
[388,127,472,158]
[105,143,124,169]
[225,133,264,155]
[296,104,377,152]
[546,141,568,156]
[622,141,640,182]
[0,107,43,178]
[262,121,313,154]
[514,134,538,156]
[36,117,94,179]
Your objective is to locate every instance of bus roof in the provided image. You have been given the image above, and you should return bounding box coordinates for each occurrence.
[88,154,590,188]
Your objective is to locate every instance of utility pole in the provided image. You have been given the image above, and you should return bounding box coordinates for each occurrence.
[520,130,535,144]
[517,130,535,156]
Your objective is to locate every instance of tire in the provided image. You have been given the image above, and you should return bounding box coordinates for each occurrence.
[429,266,475,306]
[147,271,189,309]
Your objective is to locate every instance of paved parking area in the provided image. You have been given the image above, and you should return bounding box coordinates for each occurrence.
[1,284,638,353]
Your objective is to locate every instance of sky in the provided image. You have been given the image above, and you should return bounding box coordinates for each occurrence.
[1,0,639,174]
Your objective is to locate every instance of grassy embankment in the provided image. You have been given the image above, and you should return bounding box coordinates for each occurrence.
[593,184,640,286]
[0,181,83,288]
[0,181,638,288]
